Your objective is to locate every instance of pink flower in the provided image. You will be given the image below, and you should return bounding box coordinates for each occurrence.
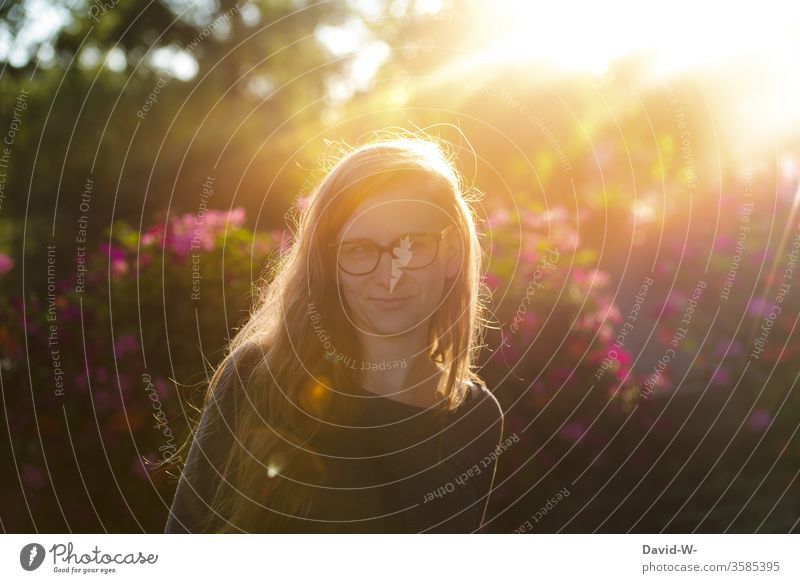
[114,334,137,357]
[166,213,201,257]
[711,367,731,386]
[750,249,768,264]
[714,235,733,251]
[530,379,547,397]
[714,338,743,358]
[141,223,166,247]
[521,232,545,256]
[560,420,587,443]
[60,304,80,322]
[155,377,171,399]
[483,272,501,290]
[597,297,622,325]
[100,242,128,275]
[486,207,511,228]
[200,207,246,231]
[747,298,770,318]
[227,206,246,227]
[74,373,88,393]
[165,207,247,257]
[597,323,614,343]
[101,242,125,262]
[521,208,545,229]
[131,455,151,480]
[657,327,674,345]
[665,290,686,314]
[199,210,225,229]
[0,253,14,274]
[543,206,569,224]
[518,311,539,335]
[746,409,771,432]
[587,269,610,288]
[552,227,579,251]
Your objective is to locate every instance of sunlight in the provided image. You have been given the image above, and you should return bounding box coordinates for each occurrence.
[476,0,800,77]
[414,0,800,148]
[633,199,657,224]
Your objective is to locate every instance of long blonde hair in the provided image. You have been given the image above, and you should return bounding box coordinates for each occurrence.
[173,129,490,532]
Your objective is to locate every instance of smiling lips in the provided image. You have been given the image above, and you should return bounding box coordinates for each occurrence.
[370,296,412,309]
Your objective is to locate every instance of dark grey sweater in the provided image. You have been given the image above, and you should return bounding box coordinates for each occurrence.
[165,375,504,533]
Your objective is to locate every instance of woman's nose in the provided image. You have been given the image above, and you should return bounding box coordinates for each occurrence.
[373,249,398,289]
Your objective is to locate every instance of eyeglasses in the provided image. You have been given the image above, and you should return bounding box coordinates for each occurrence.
[329,224,455,276]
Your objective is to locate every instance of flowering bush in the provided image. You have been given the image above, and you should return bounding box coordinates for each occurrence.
[0,208,279,531]
[1,179,797,531]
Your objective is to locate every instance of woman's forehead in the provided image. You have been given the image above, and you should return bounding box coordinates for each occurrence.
[339,193,448,239]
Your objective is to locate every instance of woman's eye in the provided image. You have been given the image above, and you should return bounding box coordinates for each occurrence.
[344,244,372,255]
[409,237,434,252]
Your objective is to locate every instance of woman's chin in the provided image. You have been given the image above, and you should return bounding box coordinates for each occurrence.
[370,321,418,336]
[364,314,428,336]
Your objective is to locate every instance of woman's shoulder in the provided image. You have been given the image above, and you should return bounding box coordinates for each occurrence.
[211,343,263,398]
[203,342,263,426]
[462,379,504,424]
[451,379,505,451]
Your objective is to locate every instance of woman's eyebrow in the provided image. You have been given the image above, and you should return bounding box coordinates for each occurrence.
[339,230,432,245]
[339,236,375,244]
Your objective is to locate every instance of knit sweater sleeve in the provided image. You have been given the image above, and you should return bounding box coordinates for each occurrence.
[164,357,240,533]
[469,382,505,532]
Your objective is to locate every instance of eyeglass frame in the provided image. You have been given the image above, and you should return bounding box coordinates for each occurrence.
[328,223,455,276]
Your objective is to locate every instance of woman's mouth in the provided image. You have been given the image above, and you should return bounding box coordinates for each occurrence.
[370,296,413,310]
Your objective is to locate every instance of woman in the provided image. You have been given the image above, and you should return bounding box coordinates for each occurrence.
[165,131,504,533]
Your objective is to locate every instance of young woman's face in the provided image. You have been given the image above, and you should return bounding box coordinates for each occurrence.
[333,184,462,338]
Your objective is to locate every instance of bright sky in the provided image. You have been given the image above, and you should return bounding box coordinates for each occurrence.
[3,0,799,143]
[451,0,800,146]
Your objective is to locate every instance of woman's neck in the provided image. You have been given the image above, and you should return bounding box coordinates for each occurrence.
[357,331,444,406]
